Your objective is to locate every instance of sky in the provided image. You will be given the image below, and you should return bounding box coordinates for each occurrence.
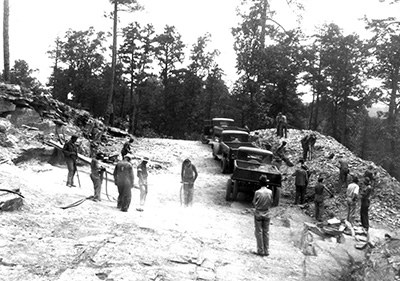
[1,0,397,87]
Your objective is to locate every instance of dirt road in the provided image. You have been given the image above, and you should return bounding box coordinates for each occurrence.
[0,138,368,281]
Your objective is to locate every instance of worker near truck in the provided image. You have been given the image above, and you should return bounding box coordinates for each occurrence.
[252,175,274,256]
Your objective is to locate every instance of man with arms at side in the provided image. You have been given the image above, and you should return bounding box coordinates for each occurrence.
[62,135,78,187]
[113,154,135,212]
[346,176,360,226]
[252,175,274,257]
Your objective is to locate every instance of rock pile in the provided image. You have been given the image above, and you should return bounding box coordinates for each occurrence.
[253,128,400,230]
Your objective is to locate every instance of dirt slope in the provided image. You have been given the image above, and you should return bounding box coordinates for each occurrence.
[0,137,381,281]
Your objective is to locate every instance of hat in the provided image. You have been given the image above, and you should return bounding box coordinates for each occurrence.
[142,156,149,162]
[259,175,268,184]
[71,135,78,140]
[299,159,304,164]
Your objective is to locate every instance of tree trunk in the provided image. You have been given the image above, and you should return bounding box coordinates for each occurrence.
[105,1,118,126]
[3,0,10,82]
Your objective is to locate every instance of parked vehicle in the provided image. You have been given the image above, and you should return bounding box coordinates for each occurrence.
[226,147,281,203]
[211,130,256,174]
[200,118,234,144]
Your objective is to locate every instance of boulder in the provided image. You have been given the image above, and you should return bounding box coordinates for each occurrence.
[8,108,41,127]
[0,98,16,114]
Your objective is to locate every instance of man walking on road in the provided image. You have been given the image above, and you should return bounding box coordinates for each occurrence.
[136,156,149,211]
[181,159,198,207]
[113,154,135,212]
[62,135,78,187]
[252,175,273,257]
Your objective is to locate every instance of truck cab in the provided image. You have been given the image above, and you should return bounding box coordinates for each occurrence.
[226,147,281,203]
[201,118,234,144]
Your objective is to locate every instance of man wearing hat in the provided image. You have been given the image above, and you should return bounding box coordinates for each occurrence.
[292,159,309,204]
[137,156,149,211]
[252,175,273,256]
[90,152,106,202]
[113,154,135,212]
[62,135,78,187]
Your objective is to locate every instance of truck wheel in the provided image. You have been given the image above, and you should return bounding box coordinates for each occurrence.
[221,157,228,174]
[225,179,233,201]
[232,180,239,201]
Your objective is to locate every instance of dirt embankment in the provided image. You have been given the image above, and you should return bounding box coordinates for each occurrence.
[1,136,387,281]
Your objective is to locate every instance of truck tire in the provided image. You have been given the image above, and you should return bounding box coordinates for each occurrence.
[221,157,228,174]
[232,180,239,201]
[225,179,233,201]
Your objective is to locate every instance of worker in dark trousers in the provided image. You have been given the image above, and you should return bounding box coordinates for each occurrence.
[292,160,308,204]
[113,154,135,212]
[314,176,334,222]
[121,138,134,159]
[90,152,106,202]
[360,177,373,242]
[339,159,350,189]
[252,175,274,256]
[62,135,78,187]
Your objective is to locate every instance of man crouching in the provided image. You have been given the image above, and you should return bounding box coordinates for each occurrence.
[113,154,135,212]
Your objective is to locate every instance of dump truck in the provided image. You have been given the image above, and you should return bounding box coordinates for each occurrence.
[225,146,281,203]
[200,118,235,144]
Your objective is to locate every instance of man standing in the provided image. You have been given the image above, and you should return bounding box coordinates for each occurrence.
[252,175,273,256]
[314,176,334,222]
[292,160,308,204]
[360,177,373,242]
[136,156,149,211]
[181,159,198,207]
[90,152,106,202]
[113,154,135,212]
[339,159,350,189]
[62,135,78,187]
[275,112,287,138]
[346,176,360,226]
[301,135,310,162]
[121,137,134,159]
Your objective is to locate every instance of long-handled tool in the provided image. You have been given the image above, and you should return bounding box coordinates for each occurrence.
[75,164,81,188]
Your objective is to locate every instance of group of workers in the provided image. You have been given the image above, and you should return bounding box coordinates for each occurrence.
[61,134,199,212]
[252,131,377,258]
